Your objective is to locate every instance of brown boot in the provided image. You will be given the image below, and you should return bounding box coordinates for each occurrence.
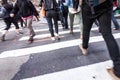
[28,34,35,43]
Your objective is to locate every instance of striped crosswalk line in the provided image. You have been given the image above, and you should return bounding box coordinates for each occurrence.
[0,32,120,58]
[19,27,99,41]
[0,23,119,80]
[22,60,113,80]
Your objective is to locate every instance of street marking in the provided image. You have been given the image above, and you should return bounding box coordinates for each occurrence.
[0,33,120,58]
[22,60,113,80]
[19,27,99,41]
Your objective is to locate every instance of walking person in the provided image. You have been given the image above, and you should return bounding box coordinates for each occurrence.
[57,0,69,30]
[66,0,83,39]
[0,0,22,41]
[10,0,39,43]
[112,0,120,30]
[80,0,120,79]
[39,0,60,40]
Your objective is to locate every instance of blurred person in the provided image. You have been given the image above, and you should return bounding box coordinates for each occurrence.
[80,0,120,79]
[39,0,60,40]
[66,0,83,39]
[10,0,39,43]
[57,0,69,30]
[0,0,22,41]
[112,0,120,30]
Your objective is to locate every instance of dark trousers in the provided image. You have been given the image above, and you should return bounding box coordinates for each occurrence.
[82,5,120,77]
[63,6,68,29]
[4,17,19,30]
[46,10,58,37]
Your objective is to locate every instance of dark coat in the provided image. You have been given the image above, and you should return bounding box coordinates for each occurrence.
[39,0,58,11]
[11,0,38,17]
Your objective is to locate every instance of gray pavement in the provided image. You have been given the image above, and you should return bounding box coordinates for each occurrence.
[0,17,120,80]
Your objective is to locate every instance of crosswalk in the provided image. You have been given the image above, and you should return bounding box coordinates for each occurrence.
[0,22,120,80]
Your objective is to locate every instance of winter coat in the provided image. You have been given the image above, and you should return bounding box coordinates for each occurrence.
[11,0,38,17]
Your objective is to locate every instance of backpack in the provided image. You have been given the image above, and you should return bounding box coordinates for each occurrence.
[0,6,8,18]
[117,0,120,9]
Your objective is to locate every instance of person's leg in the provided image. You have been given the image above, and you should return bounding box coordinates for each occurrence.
[80,5,94,55]
[76,12,83,39]
[53,11,60,40]
[12,18,22,34]
[111,12,120,30]
[1,18,11,41]
[99,9,120,78]
[63,6,68,29]
[69,13,75,33]
[46,17,54,37]
[25,17,35,42]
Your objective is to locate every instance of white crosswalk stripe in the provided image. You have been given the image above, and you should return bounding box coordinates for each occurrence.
[0,32,120,58]
[0,23,119,80]
[22,60,113,80]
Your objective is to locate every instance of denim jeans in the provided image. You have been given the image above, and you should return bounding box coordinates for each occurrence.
[112,12,120,29]
[46,10,58,37]
[82,4,120,78]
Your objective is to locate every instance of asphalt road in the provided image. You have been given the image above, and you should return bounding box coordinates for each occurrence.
[0,17,120,80]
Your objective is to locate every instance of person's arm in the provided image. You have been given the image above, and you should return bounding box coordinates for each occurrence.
[10,2,19,17]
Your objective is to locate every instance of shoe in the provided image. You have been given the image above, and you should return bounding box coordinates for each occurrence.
[79,44,88,55]
[28,33,35,43]
[113,27,119,30]
[28,37,34,43]
[51,37,55,41]
[107,68,120,80]
[55,34,60,40]
[1,35,5,41]
[17,32,23,35]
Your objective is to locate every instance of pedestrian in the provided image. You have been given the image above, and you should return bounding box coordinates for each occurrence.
[39,0,60,41]
[66,0,83,39]
[80,0,120,79]
[0,0,23,41]
[112,0,120,30]
[57,0,69,30]
[10,0,39,43]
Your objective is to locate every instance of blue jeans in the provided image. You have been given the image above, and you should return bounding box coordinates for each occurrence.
[112,12,120,29]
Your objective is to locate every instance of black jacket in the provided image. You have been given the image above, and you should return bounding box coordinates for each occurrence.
[2,2,13,18]
[39,0,58,11]
[11,0,38,17]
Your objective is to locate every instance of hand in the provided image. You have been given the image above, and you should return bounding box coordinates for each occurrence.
[10,13,14,17]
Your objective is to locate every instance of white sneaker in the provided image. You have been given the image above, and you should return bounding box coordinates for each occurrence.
[51,37,55,41]
[55,33,59,37]
[79,44,88,55]
[55,33,60,40]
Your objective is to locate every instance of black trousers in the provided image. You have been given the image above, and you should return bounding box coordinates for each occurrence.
[46,10,58,37]
[82,4,120,78]
[4,17,19,30]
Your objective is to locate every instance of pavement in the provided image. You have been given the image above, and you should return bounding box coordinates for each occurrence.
[0,17,120,80]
